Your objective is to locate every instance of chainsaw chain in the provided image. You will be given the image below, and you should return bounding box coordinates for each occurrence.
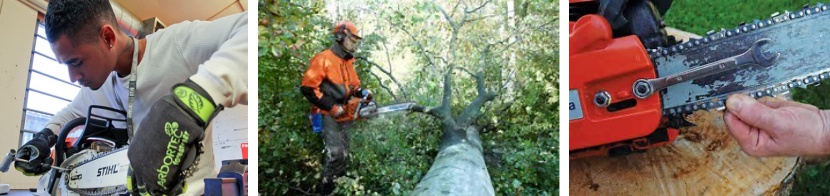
[69,185,128,196]
[64,146,130,196]
[646,3,830,118]
[66,146,128,170]
[660,70,830,116]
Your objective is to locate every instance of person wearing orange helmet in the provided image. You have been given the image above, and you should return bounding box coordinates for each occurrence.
[300,21,372,194]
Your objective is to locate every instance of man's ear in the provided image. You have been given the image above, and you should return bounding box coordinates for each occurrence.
[100,24,117,49]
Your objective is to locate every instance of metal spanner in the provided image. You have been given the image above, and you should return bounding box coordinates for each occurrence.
[3,149,70,172]
[633,38,780,99]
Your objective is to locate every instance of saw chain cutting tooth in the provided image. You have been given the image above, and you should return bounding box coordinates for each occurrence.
[648,3,830,119]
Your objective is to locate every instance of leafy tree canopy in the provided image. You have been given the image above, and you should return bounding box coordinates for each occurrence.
[258,0,558,195]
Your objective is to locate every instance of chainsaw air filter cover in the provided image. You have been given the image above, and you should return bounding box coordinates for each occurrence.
[358,101,378,118]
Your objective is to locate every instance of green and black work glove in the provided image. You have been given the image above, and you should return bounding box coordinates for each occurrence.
[15,128,57,176]
[127,79,222,195]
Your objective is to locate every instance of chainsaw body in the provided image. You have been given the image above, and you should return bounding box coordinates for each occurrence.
[41,105,131,195]
[571,0,830,159]
[569,0,679,159]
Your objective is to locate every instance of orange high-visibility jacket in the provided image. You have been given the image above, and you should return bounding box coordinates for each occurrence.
[300,48,362,122]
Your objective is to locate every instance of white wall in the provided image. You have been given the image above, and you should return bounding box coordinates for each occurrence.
[0,0,42,189]
[211,105,248,172]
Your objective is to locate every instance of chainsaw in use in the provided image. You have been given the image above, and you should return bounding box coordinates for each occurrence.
[2,105,131,195]
[569,0,830,159]
[309,96,418,133]
[353,98,418,120]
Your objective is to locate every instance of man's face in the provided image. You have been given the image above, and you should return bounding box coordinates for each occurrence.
[342,33,362,54]
[51,35,115,90]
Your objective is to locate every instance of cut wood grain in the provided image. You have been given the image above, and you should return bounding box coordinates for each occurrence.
[570,111,801,195]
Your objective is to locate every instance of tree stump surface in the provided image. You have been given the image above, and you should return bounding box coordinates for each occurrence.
[570,111,801,195]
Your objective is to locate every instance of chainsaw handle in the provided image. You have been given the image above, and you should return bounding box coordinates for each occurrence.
[0,149,14,173]
[354,97,367,119]
[49,117,86,195]
[54,118,87,168]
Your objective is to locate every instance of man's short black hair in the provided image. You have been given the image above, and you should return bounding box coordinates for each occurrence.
[44,0,119,44]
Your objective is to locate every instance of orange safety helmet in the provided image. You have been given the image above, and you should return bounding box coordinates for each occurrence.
[333,21,362,41]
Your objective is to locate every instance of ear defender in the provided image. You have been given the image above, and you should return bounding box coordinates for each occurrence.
[335,23,347,42]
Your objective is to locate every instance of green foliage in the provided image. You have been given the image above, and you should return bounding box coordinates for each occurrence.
[331,115,441,195]
[792,80,830,110]
[257,1,330,194]
[480,0,559,194]
[667,1,830,195]
[791,161,830,196]
[791,79,830,195]
[259,0,558,195]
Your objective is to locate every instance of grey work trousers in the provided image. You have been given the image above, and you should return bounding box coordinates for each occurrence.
[319,115,352,194]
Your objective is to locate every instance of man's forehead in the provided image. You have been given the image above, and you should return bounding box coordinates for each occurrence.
[50,35,78,64]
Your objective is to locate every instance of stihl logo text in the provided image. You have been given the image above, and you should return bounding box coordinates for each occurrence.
[97,164,118,176]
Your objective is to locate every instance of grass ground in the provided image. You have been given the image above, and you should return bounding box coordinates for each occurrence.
[664,0,830,195]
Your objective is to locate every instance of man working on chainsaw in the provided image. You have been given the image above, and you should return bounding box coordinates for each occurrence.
[13,0,247,195]
[300,21,373,194]
[724,94,830,157]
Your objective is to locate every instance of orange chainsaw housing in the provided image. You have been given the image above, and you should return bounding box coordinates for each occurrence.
[569,14,678,159]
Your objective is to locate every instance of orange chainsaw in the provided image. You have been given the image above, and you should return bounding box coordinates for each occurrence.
[570,0,830,159]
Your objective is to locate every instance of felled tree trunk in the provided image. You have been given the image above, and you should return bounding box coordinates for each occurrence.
[409,72,497,195]
[412,126,494,195]
[409,57,497,195]
[570,111,801,195]
[393,1,503,194]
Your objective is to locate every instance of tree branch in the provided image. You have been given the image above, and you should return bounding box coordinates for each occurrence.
[449,0,462,18]
[381,38,395,73]
[464,0,492,14]
[457,71,497,126]
[357,57,410,100]
[449,0,493,30]
[411,104,452,124]
[364,8,426,54]
[275,181,315,196]
[521,19,557,35]
[497,68,517,94]
[431,1,460,119]
[435,0,457,28]
[454,66,476,77]
[369,71,400,102]
[440,63,454,118]
[490,37,522,55]
[457,41,497,126]
[377,13,439,68]
[464,14,498,23]
[443,26,460,117]
[382,0,503,130]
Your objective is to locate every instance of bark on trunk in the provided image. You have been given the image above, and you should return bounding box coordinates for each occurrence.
[412,126,494,195]
[405,2,499,194]
[570,111,801,195]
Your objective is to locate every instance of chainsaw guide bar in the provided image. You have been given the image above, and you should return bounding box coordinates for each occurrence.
[60,146,130,195]
[647,3,830,119]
